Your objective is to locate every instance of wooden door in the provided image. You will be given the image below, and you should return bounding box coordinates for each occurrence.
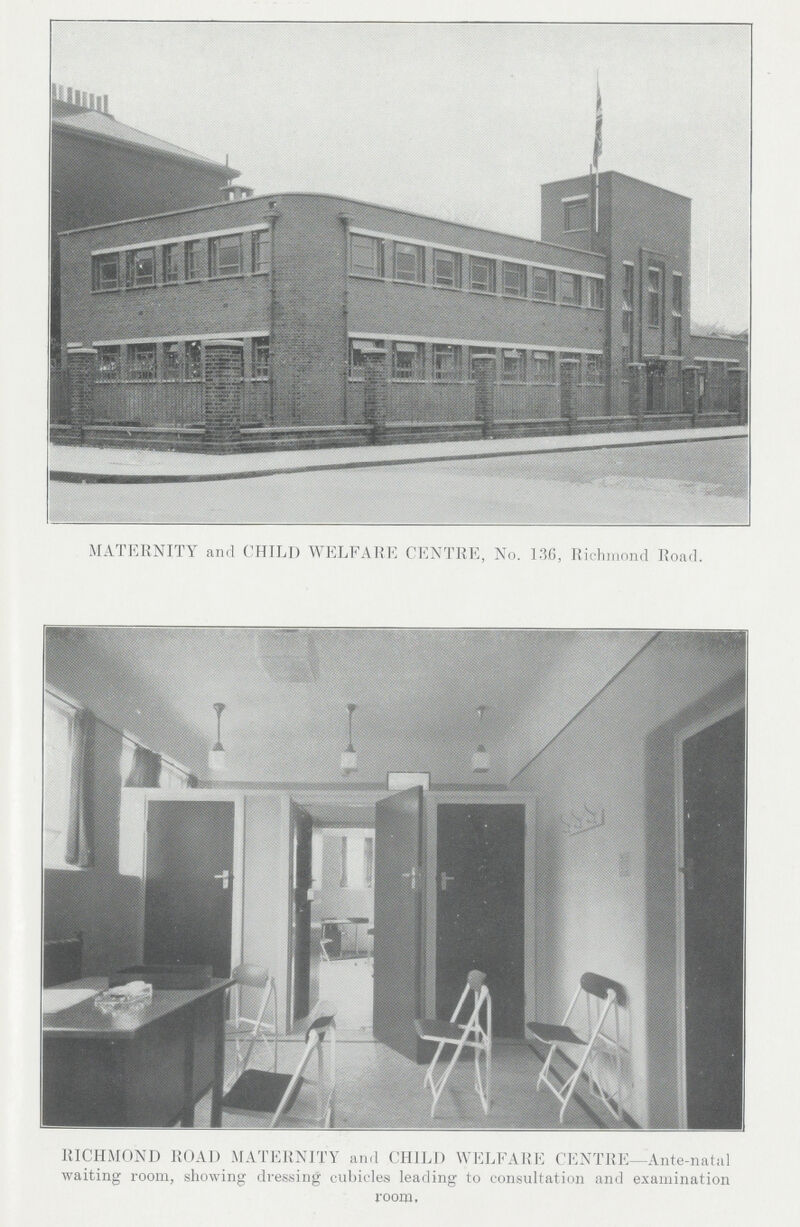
[144,798,234,977]
[291,801,314,1021]
[682,708,745,1128]
[373,787,424,1060]
[436,804,525,1037]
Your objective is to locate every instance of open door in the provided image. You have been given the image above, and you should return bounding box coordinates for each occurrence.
[144,797,234,977]
[373,786,424,1061]
[681,707,745,1128]
[290,801,314,1022]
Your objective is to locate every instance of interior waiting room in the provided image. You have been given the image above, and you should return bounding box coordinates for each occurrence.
[41,627,746,1131]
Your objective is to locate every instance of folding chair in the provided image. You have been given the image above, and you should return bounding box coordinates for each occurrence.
[527,972,623,1122]
[221,1002,336,1128]
[225,963,278,1084]
[414,970,492,1118]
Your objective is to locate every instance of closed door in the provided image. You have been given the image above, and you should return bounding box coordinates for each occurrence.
[373,787,424,1060]
[646,361,665,414]
[144,798,234,977]
[436,804,525,1037]
[682,708,745,1128]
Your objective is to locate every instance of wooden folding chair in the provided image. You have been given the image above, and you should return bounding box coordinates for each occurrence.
[414,970,492,1118]
[221,1002,336,1128]
[527,972,623,1122]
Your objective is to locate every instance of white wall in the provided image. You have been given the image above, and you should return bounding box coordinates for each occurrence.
[511,632,745,1127]
[241,792,292,1032]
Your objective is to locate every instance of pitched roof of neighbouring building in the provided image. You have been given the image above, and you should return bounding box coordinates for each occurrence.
[52,105,238,178]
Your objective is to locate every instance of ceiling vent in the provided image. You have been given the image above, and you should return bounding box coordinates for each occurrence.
[254,630,319,684]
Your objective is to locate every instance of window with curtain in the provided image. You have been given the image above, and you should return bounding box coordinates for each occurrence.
[43,692,76,869]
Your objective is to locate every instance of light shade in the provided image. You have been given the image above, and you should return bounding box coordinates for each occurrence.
[471,745,490,774]
[208,744,226,772]
[340,748,358,775]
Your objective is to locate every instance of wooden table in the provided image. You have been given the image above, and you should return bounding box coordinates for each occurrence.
[43,976,233,1127]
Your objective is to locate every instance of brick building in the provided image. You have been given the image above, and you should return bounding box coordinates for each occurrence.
[51,84,241,349]
[57,169,748,450]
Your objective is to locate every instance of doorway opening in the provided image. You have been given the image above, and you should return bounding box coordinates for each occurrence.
[290,798,377,1037]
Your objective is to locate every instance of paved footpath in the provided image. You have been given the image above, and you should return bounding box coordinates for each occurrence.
[50,425,747,485]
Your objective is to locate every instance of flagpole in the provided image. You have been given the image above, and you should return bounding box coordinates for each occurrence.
[594,70,600,234]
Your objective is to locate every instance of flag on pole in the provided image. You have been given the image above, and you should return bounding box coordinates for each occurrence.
[593,78,603,167]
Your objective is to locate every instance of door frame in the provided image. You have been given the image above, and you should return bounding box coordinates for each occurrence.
[673,699,745,1128]
[424,790,536,1023]
[136,787,246,976]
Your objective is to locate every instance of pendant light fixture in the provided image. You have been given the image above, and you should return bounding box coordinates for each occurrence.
[340,703,358,775]
[208,702,227,772]
[471,705,490,774]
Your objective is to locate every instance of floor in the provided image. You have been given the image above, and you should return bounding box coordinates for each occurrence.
[195,1034,626,1130]
[49,436,748,524]
[318,955,373,1033]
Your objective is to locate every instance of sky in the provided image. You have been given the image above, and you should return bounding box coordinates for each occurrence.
[52,22,750,330]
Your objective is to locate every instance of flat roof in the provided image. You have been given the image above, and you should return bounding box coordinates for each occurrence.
[543,168,692,202]
[58,189,603,261]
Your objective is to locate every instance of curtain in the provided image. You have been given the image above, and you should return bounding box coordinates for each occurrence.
[364,836,374,888]
[339,836,348,888]
[65,709,95,868]
[124,743,162,788]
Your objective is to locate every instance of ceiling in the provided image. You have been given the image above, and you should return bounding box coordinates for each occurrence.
[46,628,654,786]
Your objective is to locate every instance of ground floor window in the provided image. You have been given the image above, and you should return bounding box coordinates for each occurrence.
[393,342,424,381]
[127,343,156,381]
[349,338,386,379]
[433,343,461,381]
[531,351,555,383]
[585,354,605,385]
[185,341,202,380]
[253,336,270,379]
[501,348,525,382]
[96,345,121,382]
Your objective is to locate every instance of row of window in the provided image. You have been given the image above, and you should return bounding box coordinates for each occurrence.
[96,337,270,382]
[349,234,604,308]
[91,230,271,292]
[349,339,605,385]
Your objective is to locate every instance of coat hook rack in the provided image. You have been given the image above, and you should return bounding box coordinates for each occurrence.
[560,803,605,836]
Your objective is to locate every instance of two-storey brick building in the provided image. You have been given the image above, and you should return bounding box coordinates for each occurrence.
[57,169,748,449]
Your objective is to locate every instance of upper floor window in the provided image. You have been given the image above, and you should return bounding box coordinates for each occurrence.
[393,241,425,284]
[647,266,662,328]
[622,262,634,310]
[433,343,461,381]
[563,196,588,231]
[350,233,383,278]
[252,336,270,378]
[125,248,155,289]
[587,276,605,309]
[672,273,683,314]
[392,341,424,381]
[531,266,556,302]
[502,262,526,298]
[469,255,496,294]
[252,230,271,274]
[91,252,119,291]
[433,249,461,288]
[209,233,242,278]
[162,244,181,283]
[185,240,202,281]
[560,272,582,306]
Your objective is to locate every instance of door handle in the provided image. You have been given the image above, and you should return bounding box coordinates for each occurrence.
[401,866,419,891]
[678,858,695,892]
[213,870,230,890]
[440,872,455,892]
